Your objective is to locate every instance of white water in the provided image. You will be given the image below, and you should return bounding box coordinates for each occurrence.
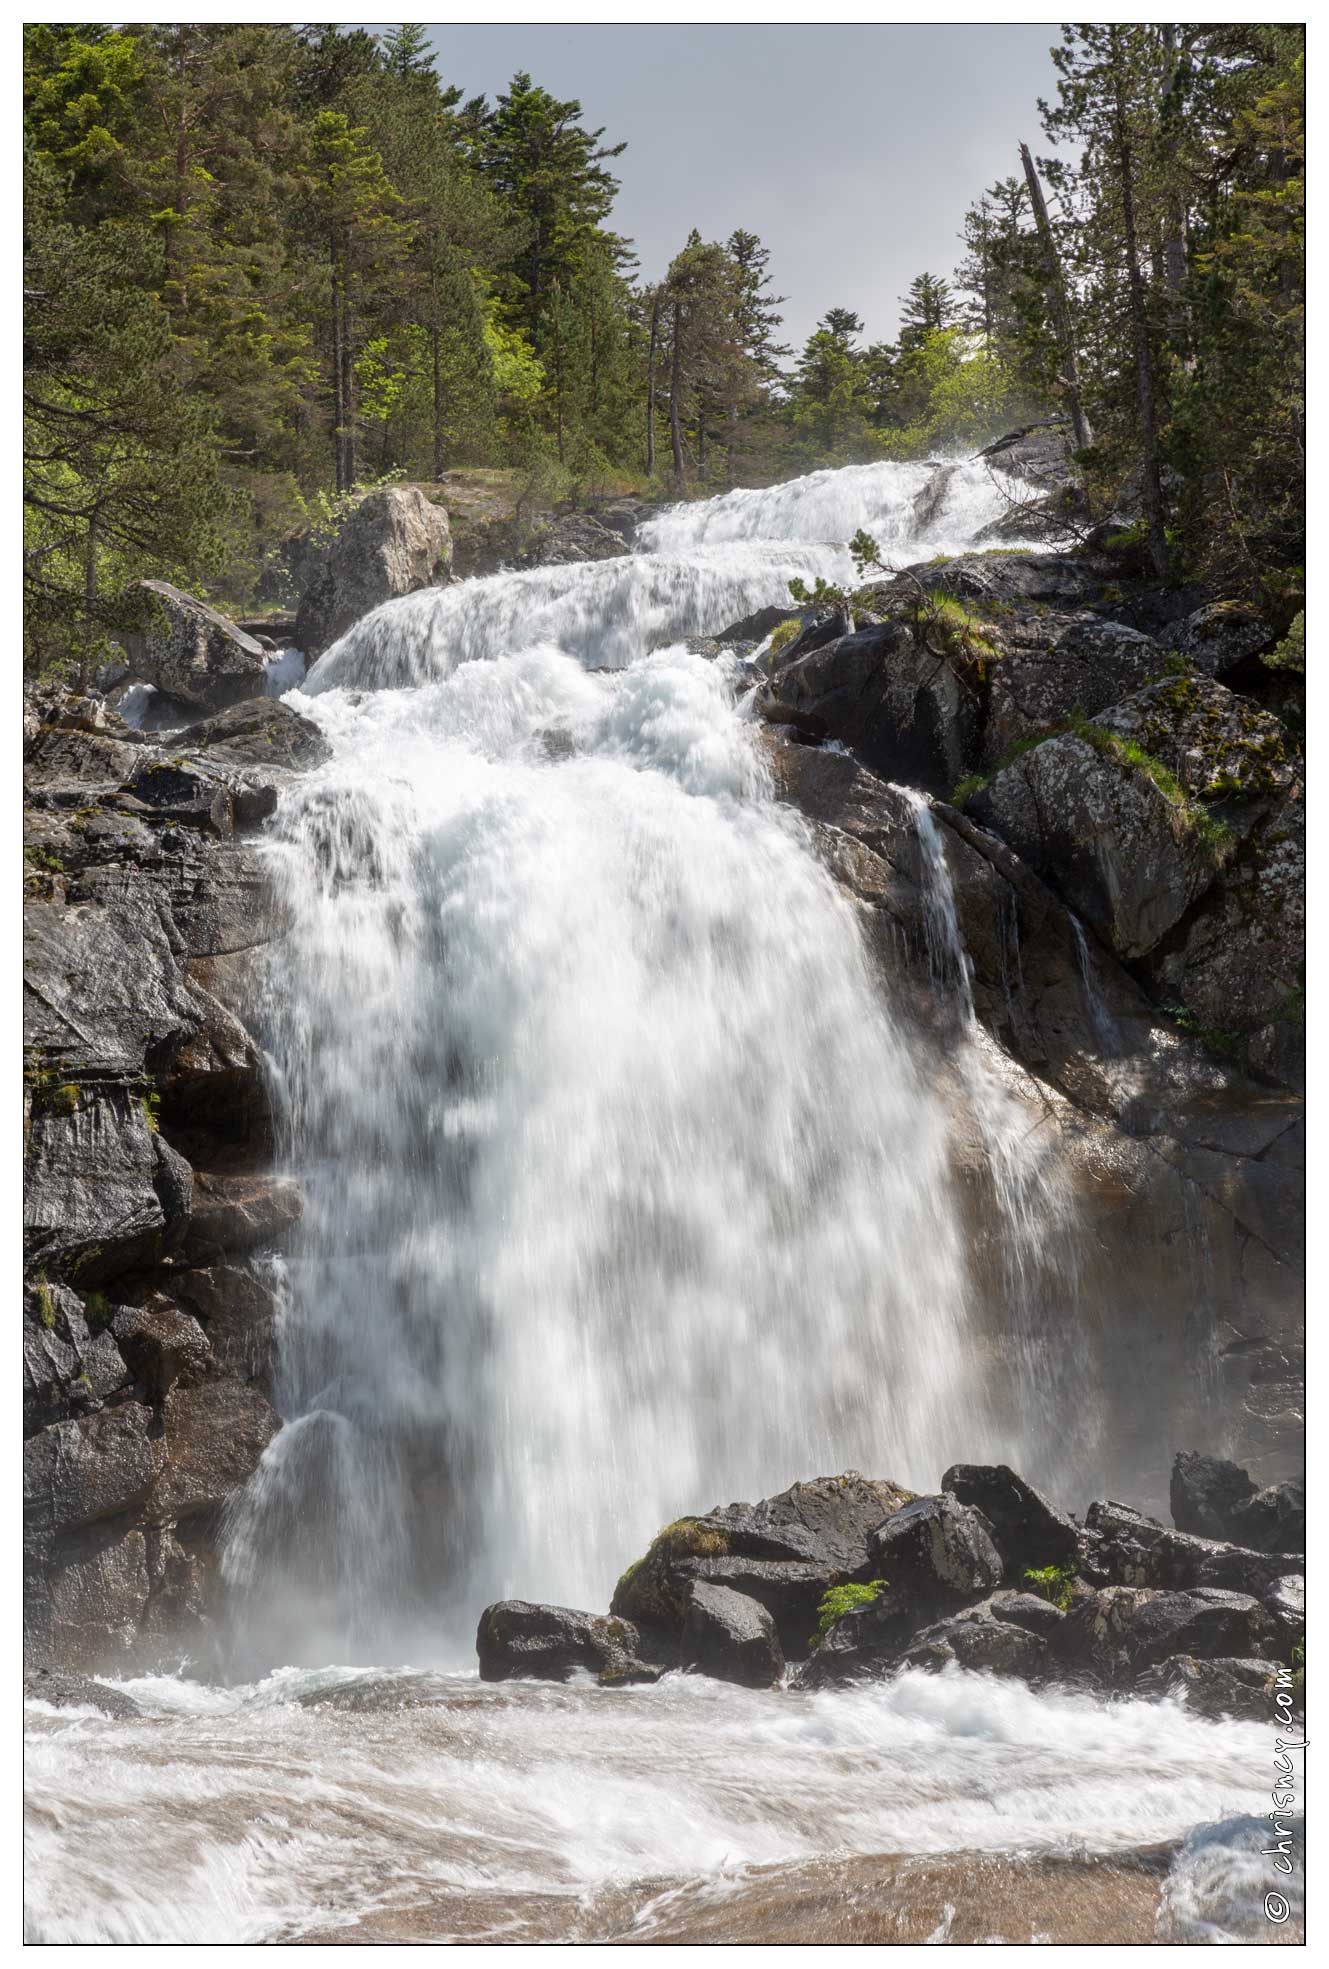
[220,457,1066,1664]
[26,458,1295,1945]
[23,1667,1290,1944]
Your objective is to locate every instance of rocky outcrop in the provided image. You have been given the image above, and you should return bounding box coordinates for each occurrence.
[295,485,452,657]
[120,581,268,713]
[22,686,316,1672]
[480,1457,1303,1719]
[1170,1451,1304,1554]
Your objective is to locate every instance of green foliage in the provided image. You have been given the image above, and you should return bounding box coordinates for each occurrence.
[1022,1564,1077,1611]
[138,1087,162,1134]
[34,1279,57,1331]
[810,1580,887,1647]
[1264,611,1304,673]
[766,617,802,659]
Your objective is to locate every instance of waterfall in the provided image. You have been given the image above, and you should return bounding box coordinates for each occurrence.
[224,456,1061,1667]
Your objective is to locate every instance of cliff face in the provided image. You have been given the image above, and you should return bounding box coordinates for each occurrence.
[23,692,324,1672]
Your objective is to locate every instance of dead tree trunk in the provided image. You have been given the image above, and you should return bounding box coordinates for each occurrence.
[669,301,686,486]
[646,290,659,477]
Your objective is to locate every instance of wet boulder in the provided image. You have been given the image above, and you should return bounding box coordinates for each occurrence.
[611,1473,912,1653]
[1171,1452,1304,1555]
[296,486,452,657]
[183,1171,302,1264]
[1133,1654,1280,1723]
[1050,1585,1277,1688]
[898,1599,1054,1681]
[178,696,331,775]
[1262,1575,1305,1656]
[756,617,981,789]
[476,1600,659,1685]
[681,1581,784,1688]
[1083,1499,1293,1599]
[867,1492,1003,1607]
[716,603,799,645]
[800,1586,1058,1691]
[673,1557,838,1661]
[23,1666,143,1719]
[125,581,268,713]
[941,1464,1078,1581]
[713,1472,915,1577]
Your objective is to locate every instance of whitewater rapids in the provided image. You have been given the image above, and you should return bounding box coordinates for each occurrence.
[23,1666,1294,1944]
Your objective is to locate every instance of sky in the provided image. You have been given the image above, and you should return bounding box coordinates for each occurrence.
[421,23,1067,354]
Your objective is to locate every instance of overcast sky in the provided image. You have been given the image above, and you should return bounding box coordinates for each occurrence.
[422,23,1065,353]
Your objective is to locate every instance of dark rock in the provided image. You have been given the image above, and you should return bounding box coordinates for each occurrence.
[1083,1499,1295,1599]
[1262,1575,1304,1655]
[173,1264,280,1387]
[1050,1585,1276,1687]
[23,1282,128,1435]
[796,1587,922,1687]
[178,696,331,773]
[1171,1451,1304,1554]
[28,1521,150,1672]
[671,1557,838,1661]
[1134,1654,1280,1722]
[476,1600,658,1685]
[984,616,1164,761]
[611,1473,912,1649]
[868,1493,1003,1607]
[757,618,980,790]
[1174,601,1276,683]
[716,604,798,645]
[899,1603,1051,1680]
[1145,786,1303,1091]
[183,1171,302,1263]
[125,580,268,713]
[23,1403,163,1545]
[712,1472,915,1576]
[124,757,234,836]
[1235,1480,1305,1557]
[111,1299,212,1403]
[296,485,452,657]
[681,1581,785,1688]
[151,1379,281,1524]
[23,1667,142,1719]
[522,511,630,568]
[971,729,1221,963]
[800,1586,1060,1690]
[976,422,1077,493]
[941,1463,1078,1580]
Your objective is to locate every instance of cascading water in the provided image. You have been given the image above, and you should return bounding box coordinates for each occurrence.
[225,456,1053,1665]
[27,455,1295,1946]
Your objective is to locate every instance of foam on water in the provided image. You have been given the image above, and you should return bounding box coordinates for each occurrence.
[22,1668,1285,1944]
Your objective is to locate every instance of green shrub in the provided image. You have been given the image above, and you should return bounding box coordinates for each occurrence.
[766,617,802,660]
[1022,1563,1077,1611]
[1263,611,1304,673]
[34,1279,57,1331]
[810,1579,887,1647]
